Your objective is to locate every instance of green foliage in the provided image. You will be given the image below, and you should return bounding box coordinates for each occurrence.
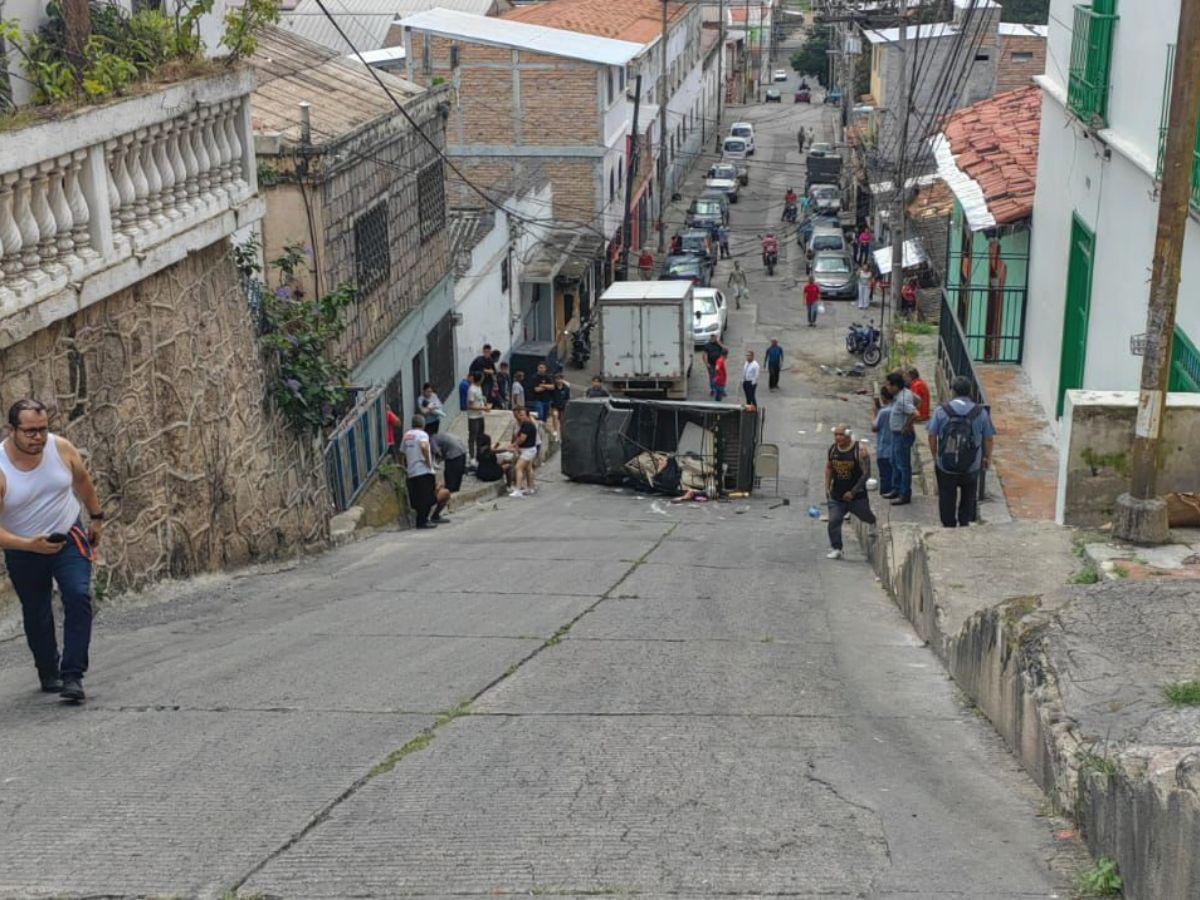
[0,22,77,104]
[898,320,936,336]
[1163,680,1200,707]
[999,0,1049,24]
[81,35,139,98]
[1070,567,1100,585]
[171,0,215,60]
[1075,856,1123,896]
[246,241,358,433]
[221,0,281,61]
[790,27,829,86]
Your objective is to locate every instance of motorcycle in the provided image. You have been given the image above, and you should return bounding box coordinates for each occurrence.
[762,246,778,276]
[845,320,883,367]
[569,311,597,369]
[782,201,798,224]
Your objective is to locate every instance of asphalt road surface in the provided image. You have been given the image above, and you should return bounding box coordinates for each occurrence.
[0,76,1084,899]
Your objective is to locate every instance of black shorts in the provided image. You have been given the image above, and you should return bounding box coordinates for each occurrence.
[444,455,466,493]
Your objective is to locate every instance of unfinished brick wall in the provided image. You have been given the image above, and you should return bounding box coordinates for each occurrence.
[997,35,1046,93]
[0,240,328,596]
[316,89,452,371]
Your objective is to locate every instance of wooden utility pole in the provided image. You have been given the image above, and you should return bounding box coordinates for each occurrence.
[717,0,725,127]
[1115,0,1200,544]
[887,6,910,331]
[657,0,669,253]
[620,74,644,279]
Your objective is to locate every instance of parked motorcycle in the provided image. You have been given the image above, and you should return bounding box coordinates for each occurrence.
[845,320,882,366]
[569,311,597,368]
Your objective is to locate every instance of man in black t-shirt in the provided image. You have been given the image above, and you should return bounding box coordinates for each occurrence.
[529,362,555,425]
[824,424,876,560]
[510,408,540,497]
[468,344,495,397]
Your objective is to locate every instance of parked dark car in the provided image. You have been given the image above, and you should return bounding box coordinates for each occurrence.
[678,229,717,267]
[660,254,711,287]
[686,196,726,230]
[700,189,731,223]
[812,251,857,300]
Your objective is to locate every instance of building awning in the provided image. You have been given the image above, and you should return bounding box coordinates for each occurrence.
[524,232,606,281]
[873,239,927,275]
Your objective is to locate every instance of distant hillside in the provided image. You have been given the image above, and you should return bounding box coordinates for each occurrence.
[999,0,1049,24]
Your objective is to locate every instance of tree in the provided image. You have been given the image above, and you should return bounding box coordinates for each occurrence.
[790,27,830,85]
[998,0,1049,23]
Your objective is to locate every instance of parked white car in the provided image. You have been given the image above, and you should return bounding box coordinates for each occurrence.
[704,164,740,203]
[692,288,728,345]
[729,122,756,155]
[773,69,789,82]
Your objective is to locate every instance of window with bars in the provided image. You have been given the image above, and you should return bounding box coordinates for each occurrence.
[1155,44,1200,210]
[1170,327,1200,392]
[354,202,390,294]
[417,163,446,243]
[1067,0,1118,127]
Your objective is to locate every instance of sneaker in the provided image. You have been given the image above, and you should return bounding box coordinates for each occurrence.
[415,521,439,529]
[880,492,898,500]
[508,489,525,498]
[39,675,63,693]
[59,678,85,701]
[430,514,451,524]
[890,496,912,506]
[826,549,843,560]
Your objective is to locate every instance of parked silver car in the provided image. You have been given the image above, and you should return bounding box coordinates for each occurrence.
[812,251,857,300]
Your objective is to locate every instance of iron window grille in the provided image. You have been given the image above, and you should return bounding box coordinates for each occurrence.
[418,163,446,244]
[354,202,390,294]
[1066,0,1118,127]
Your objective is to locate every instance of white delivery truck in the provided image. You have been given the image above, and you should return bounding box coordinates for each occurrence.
[598,281,694,400]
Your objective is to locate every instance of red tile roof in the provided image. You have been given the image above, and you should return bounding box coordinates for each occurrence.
[503,0,688,45]
[942,85,1041,225]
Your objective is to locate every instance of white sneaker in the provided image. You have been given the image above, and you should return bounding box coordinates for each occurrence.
[508,489,525,498]
[826,549,843,559]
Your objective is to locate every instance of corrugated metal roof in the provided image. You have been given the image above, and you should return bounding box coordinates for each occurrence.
[399,8,645,65]
[863,23,957,45]
[249,26,424,144]
[278,0,398,53]
[998,22,1048,37]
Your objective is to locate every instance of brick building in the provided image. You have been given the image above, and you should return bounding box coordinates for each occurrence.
[996,23,1049,93]
[249,27,456,422]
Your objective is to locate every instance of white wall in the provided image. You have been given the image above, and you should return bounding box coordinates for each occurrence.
[1024,0,1200,422]
[453,183,554,375]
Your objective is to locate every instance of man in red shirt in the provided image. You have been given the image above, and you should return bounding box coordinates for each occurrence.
[385,406,402,462]
[638,248,654,280]
[804,275,821,327]
[713,349,728,401]
[907,367,931,422]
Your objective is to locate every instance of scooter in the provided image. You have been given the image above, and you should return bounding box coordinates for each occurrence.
[845,320,883,367]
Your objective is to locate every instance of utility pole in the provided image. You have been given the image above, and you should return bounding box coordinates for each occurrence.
[657,0,669,254]
[1115,0,1200,544]
[717,0,725,127]
[887,5,910,337]
[620,74,644,280]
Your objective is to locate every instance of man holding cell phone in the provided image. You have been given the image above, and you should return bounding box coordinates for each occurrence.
[0,399,105,702]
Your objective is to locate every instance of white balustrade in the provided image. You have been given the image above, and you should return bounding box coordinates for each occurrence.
[0,73,258,327]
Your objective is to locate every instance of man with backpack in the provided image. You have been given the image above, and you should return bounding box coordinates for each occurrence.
[927,376,996,527]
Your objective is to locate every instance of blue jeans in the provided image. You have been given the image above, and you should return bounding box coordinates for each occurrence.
[532,400,550,424]
[5,526,93,680]
[891,431,915,499]
[877,455,894,495]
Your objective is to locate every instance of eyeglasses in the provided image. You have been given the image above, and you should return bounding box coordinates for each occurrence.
[17,427,49,437]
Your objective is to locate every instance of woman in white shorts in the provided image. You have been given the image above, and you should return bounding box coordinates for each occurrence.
[510,409,540,497]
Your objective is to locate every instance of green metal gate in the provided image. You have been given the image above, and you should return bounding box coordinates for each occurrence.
[1057,214,1096,417]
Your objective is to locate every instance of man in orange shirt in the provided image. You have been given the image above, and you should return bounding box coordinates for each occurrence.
[907,367,931,422]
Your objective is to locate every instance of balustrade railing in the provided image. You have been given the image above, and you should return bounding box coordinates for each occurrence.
[0,72,258,319]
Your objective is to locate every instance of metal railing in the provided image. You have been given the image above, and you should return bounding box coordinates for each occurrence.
[1067,3,1118,127]
[324,387,389,511]
[936,291,989,510]
[945,284,1027,364]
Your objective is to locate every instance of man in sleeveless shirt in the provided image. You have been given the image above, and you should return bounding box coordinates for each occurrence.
[0,400,105,701]
[824,424,876,560]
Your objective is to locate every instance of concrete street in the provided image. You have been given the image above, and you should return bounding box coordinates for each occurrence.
[0,79,1084,898]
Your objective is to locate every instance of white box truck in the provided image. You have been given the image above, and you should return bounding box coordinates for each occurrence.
[598,281,694,400]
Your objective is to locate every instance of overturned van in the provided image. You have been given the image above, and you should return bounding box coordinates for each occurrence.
[560,397,763,495]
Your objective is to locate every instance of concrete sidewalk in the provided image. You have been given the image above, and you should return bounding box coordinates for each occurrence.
[856,514,1200,899]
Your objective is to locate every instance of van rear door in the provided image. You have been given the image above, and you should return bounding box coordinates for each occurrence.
[642,304,682,379]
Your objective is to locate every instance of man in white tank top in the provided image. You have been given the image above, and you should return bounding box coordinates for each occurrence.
[0,399,105,702]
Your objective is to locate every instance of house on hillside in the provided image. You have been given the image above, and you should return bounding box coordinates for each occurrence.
[1025,0,1200,421]
[248,27,455,429]
[932,85,1041,366]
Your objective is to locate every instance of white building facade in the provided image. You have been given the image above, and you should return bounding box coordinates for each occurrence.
[1025,0,1200,421]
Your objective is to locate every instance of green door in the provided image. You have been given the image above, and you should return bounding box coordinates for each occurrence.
[1057,214,1096,416]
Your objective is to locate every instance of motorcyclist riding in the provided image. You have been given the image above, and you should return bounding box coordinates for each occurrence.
[782,187,798,223]
[785,187,797,205]
[761,233,780,275]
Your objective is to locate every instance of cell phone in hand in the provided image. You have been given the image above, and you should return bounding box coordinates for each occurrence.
[47,533,69,544]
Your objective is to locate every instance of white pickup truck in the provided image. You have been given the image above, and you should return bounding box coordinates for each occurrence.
[598,281,694,400]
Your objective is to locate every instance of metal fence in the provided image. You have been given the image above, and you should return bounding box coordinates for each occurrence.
[936,291,989,510]
[324,387,389,511]
[945,284,1027,364]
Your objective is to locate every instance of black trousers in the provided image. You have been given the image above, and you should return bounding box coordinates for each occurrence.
[768,363,781,389]
[406,473,437,526]
[742,380,758,407]
[935,468,979,527]
[467,417,486,459]
[828,496,876,550]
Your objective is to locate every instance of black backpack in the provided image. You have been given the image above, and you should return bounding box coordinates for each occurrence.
[936,402,983,474]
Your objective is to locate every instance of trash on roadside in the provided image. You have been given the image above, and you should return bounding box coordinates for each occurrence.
[808,505,821,518]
